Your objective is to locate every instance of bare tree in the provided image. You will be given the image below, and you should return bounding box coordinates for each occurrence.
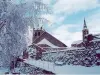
[0,0,50,69]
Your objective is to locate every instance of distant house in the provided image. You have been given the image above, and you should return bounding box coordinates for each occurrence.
[71,40,83,47]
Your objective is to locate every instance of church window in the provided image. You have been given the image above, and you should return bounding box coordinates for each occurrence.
[38,32,40,36]
[35,33,37,36]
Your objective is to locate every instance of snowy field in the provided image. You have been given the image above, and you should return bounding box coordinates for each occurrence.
[0,68,9,74]
[24,58,100,74]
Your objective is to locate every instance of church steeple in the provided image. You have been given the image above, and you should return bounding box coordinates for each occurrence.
[83,18,87,29]
[32,24,44,44]
[82,18,89,42]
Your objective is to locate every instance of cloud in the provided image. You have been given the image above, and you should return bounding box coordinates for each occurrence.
[27,9,100,47]
[53,0,100,14]
[51,9,100,47]
[18,0,100,48]
[41,14,56,26]
[52,25,82,47]
[86,10,100,34]
[46,0,100,28]
[41,14,66,26]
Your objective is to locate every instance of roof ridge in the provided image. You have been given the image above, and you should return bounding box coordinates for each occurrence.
[34,31,67,47]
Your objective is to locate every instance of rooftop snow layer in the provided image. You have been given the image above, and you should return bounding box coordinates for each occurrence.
[72,40,83,45]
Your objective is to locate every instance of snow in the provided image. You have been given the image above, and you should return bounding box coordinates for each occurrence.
[43,47,85,54]
[24,58,100,74]
[28,47,37,55]
[91,39,100,42]
[93,34,100,38]
[91,34,100,41]
[54,61,65,66]
[0,68,9,74]
[24,58,55,73]
[68,47,85,50]
[0,0,29,67]
[72,40,82,45]
[37,38,59,48]
[0,0,49,69]
[96,50,100,53]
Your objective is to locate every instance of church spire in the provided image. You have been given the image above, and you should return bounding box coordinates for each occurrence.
[83,18,87,29]
[82,18,89,42]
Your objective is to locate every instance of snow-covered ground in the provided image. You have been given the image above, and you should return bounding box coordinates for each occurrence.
[24,58,100,74]
[0,68,9,74]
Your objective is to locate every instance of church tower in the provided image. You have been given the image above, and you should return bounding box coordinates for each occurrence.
[82,18,89,42]
[32,24,44,44]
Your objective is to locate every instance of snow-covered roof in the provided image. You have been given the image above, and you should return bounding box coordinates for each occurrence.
[72,40,83,45]
[91,39,100,42]
[91,34,100,42]
[37,38,59,48]
[43,47,85,54]
[93,34,100,38]
[68,47,85,50]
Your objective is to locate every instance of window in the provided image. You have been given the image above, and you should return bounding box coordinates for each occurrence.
[35,33,37,36]
[38,32,40,36]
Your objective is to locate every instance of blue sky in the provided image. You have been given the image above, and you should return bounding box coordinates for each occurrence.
[42,0,100,47]
[12,0,100,47]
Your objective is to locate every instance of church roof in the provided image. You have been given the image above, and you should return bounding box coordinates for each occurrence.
[33,30,67,47]
[38,44,51,47]
[91,34,100,42]
[93,34,100,38]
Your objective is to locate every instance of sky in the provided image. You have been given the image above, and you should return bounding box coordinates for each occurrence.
[42,0,100,47]
[12,0,100,47]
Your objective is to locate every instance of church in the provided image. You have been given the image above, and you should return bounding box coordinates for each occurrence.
[23,18,100,62]
[26,26,67,59]
[32,28,67,48]
[71,19,100,48]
